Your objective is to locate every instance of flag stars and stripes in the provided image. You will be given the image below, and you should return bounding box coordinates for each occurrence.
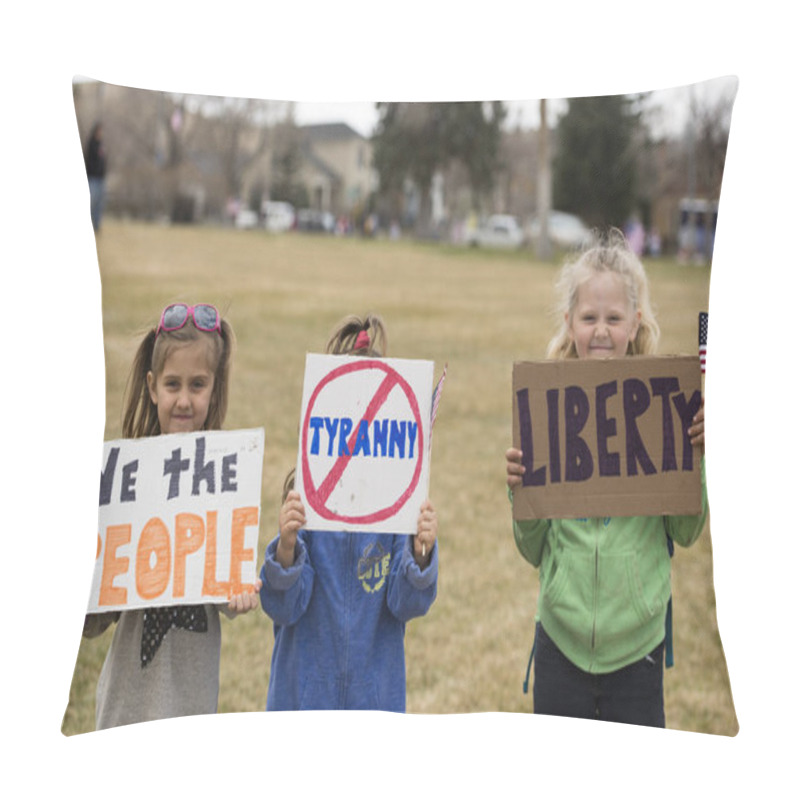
[698,312,708,374]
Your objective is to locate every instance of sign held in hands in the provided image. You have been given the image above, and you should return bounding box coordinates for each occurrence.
[88,428,264,613]
[295,354,434,533]
[512,356,702,519]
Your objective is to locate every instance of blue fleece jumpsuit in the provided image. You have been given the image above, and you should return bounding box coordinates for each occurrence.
[259,529,438,711]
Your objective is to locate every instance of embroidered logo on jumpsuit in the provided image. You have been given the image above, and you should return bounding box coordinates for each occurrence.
[357,542,391,594]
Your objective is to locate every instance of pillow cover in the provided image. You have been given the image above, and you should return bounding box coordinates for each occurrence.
[63,77,737,737]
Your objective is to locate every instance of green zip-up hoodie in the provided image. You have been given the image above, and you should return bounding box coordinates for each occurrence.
[513,460,708,674]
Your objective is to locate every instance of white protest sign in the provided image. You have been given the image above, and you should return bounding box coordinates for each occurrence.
[295,354,434,533]
[88,428,264,613]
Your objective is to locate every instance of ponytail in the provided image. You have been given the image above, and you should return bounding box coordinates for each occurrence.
[325,313,387,357]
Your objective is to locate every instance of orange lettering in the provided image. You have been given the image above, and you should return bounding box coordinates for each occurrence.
[173,513,205,597]
[99,524,130,606]
[96,532,101,559]
[136,517,170,600]
[229,506,258,594]
[202,511,229,597]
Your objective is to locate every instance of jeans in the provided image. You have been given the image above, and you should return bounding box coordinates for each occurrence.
[88,176,105,232]
[532,622,665,728]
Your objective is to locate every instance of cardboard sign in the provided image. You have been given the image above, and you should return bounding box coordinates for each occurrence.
[295,353,434,533]
[88,428,264,612]
[512,356,702,519]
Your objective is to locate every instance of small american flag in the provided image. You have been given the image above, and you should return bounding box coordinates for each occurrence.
[698,312,708,374]
[429,364,448,450]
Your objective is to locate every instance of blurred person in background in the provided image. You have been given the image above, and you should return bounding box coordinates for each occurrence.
[84,122,107,233]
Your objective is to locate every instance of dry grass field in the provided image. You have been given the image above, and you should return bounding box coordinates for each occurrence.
[60,219,737,736]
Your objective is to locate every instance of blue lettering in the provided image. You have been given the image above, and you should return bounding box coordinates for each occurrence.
[406,422,418,459]
[352,419,371,456]
[338,417,353,456]
[324,417,339,456]
[389,420,407,458]
[373,419,388,457]
[308,416,421,460]
[309,417,324,455]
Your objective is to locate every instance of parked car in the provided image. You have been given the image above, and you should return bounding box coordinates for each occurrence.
[526,211,592,250]
[234,207,259,229]
[262,200,295,233]
[467,214,525,249]
[296,208,335,233]
[677,197,717,262]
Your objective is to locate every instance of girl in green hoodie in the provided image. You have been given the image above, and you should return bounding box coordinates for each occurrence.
[505,229,707,727]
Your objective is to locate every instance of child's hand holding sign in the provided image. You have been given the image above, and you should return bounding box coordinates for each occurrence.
[413,500,438,568]
[277,489,307,568]
[227,580,263,615]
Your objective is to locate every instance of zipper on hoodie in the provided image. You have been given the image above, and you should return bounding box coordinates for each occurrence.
[590,519,600,666]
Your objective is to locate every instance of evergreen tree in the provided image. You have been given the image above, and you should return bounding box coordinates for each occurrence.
[553,95,643,228]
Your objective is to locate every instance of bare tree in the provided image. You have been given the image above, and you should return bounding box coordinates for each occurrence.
[536,99,553,260]
[682,85,736,260]
[192,95,278,207]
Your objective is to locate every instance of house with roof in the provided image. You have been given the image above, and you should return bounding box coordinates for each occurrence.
[297,123,377,218]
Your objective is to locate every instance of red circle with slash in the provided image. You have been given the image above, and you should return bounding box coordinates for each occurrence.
[301,359,424,524]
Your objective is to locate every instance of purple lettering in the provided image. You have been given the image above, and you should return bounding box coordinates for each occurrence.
[564,386,593,482]
[595,381,620,477]
[623,379,656,476]
[650,377,680,472]
[516,388,546,486]
[546,388,561,483]
[672,390,702,471]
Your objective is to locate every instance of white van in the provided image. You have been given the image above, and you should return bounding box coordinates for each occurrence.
[678,198,717,261]
[262,201,295,233]
[467,214,524,249]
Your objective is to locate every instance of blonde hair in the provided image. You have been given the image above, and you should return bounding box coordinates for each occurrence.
[325,313,388,358]
[546,228,659,359]
[122,313,235,438]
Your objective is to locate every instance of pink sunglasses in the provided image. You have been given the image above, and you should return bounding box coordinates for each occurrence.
[156,303,221,337]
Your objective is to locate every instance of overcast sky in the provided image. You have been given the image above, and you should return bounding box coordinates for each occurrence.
[291,76,738,138]
[73,73,736,139]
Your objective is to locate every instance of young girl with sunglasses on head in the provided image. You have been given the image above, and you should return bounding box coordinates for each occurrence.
[505,230,708,727]
[259,314,439,712]
[83,303,262,729]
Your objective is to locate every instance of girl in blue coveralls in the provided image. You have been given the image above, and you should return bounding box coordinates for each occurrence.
[259,314,439,712]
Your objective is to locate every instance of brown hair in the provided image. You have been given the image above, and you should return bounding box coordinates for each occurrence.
[122,314,235,438]
[282,467,296,503]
